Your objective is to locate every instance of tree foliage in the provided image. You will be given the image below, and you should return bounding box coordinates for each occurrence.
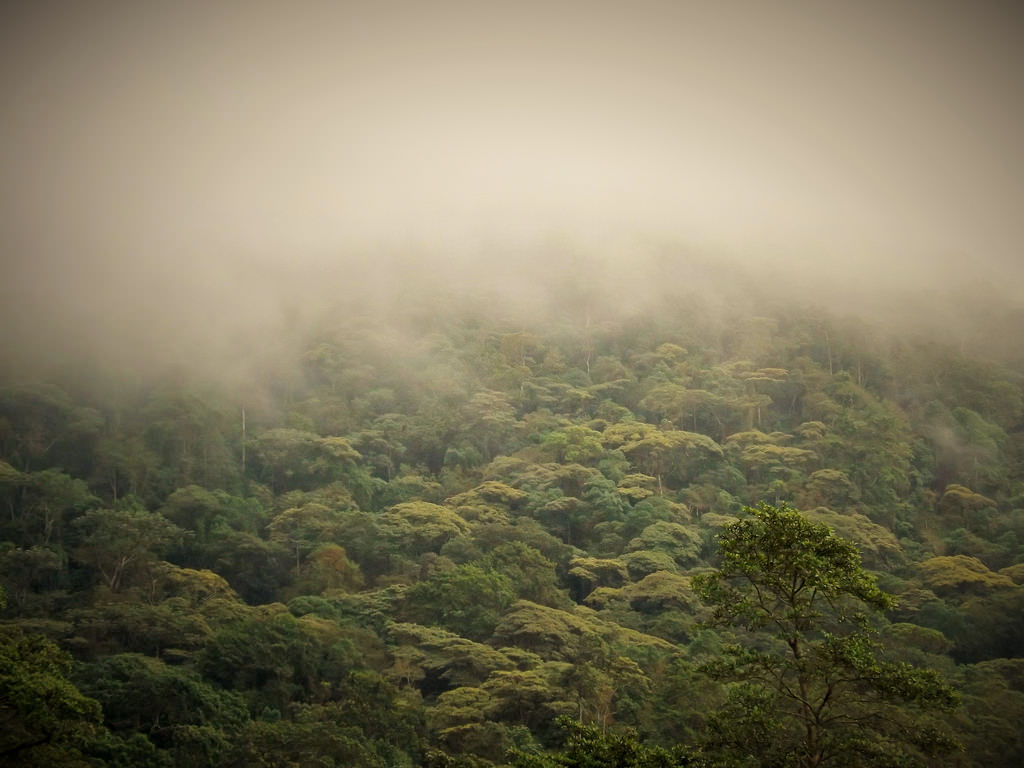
[0,627,104,765]
[695,502,958,767]
[3,291,1024,766]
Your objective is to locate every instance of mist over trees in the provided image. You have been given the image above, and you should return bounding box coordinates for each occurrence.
[3,0,1024,765]
[2,273,1023,766]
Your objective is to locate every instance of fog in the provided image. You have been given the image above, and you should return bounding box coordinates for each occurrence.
[2,0,1023,377]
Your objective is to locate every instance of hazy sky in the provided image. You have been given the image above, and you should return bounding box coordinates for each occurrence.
[2,0,1023,366]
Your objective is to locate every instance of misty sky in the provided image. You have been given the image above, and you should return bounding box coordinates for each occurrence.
[2,0,1023,367]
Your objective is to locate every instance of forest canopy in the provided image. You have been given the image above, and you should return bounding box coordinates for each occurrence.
[1,283,1023,767]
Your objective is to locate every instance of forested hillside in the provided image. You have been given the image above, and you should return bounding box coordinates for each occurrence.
[2,287,1023,767]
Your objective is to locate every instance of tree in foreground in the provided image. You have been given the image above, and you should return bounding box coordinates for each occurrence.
[693,502,959,768]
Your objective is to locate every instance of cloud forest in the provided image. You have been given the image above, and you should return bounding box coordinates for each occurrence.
[3,1,1024,765]
[2,278,1023,766]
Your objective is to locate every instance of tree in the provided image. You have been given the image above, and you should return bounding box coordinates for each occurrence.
[541,426,606,465]
[626,521,702,569]
[603,422,723,494]
[917,555,1015,595]
[380,501,469,557]
[160,485,224,549]
[458,390,519,462]
[72,503,183,592]
[249,429,367,498]
[75,653,246,752]
[694,502,959,768]
[0,384,102,475]
[0,465,97,552]
[267,502,345,578]
[386,623,517,691]
[0,545,64,613]
[198,607,362,714]
[404,563,515,641]
[0,627,105,765]
[507,716,705,768]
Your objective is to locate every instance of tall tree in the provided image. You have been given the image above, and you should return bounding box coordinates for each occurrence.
[72,503,182,592]
[694,502,959,768]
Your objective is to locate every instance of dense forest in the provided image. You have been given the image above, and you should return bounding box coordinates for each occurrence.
[2,281,1023,767]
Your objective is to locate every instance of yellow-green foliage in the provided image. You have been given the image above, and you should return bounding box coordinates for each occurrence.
[939,484,996,516]
[804,507,902,566]
[446,481,528,509]
[699,512,741,529]
[491,600,673,661]
[918,555,1016,593]
[738,443,815,472]
[586,571,700,615]
[491,601,595,660]
[568,557,629,592]
[620,550,679,580]
[803,469,859,506]
[617,473,658,502]
[724,430,778,447]
[387,622,519,687]
[998,563,1024,585]
[380,501,470,553]
[626,521,702,567]
[882,623,954,655]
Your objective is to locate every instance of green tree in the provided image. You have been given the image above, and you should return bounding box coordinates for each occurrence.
[75,653,246,754]
[541,426,606,465]
[0,384,102,475]
[0,627,105,765]
[140,389,238,494]
[694,502,959,768]
[604,423,722,494]
[459,390,519,463]
[380,501,469,557]
[160,485,224,549]
[507,715,705,767]
[626,521,702,569]
[72,502,183,592]
[206,529,291,604]
[198,606,362,714]
[250,429,367,498]
[267,502,346,578]
[0,545,64,614]
[404,563,515,641]
[12,469,97,549]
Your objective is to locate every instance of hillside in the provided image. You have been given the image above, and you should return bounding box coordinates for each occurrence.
[2,289,1023,766]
